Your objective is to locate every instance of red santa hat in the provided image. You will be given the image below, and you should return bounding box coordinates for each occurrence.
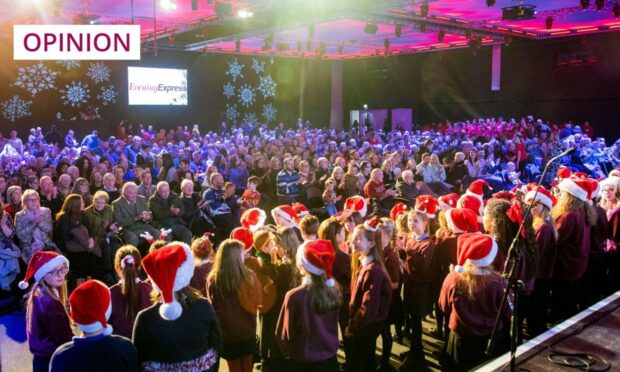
[524,186,557,211]
[445,208,480,234]
[454,233,498,273]
[414,195,438,218]
[271,205,299,225]
[19,251,69,289]
[363,215,381,232]
[457,194,484,222]
[142,242,195,321]
[438,193,459,210]
[344,196,368,218]
[557,166,572,180]
[465,179,492,200]
[558,176,597,202]
[291,202,310,218]
[492,191,516,202]
[240,208,266,232]
[300,239,336,287]
[69,280,113,336]
[390,202,408,221]
[230,227,254,251]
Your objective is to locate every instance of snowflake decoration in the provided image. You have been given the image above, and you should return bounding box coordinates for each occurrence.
[97,85,117,105]
[1,95,32,122]
[56,60,81,71]
[226,58,245,82]
[262,103,277,123]
[243,112,258,124]
[225,104,240,121]
[223,83,235,99]
[251,58,265,75]
[14,63,58,96]
[60,81,90,107]
[237,84,256,107]
[86,62,111,84]
[257,75,277,99]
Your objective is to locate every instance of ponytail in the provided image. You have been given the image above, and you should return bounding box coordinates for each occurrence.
[114,245,142,323]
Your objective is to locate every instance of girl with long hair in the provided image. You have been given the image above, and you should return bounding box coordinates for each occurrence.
[190,233,215,296]
[603,177,620,296]
[524,187,558,336]
[108,245,153,338]
[401,207,436,368]
[377,218,403,370]
[345,219,391,372]
[22,251,73,372]
[439,233,510,372]
[275,239,342,371]
[207,239,262,372]
[483,198,538,342]
[551,178,598,320]
[318,217,351,339]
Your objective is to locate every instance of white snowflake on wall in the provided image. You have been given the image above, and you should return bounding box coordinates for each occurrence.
[226,58,245,82]
[14,63,58,96]
[257,75,277,98]
[223,83,235,99]
[1,95,32,122]
[60,81,90,107]
[86,62,111,84]
[251,58,265,74]
[97,85,117,105]
[56,60,81,71]
[237,84,256,107]
[243,112,258,124]
[262,103,277,123]
[225,103,240,121]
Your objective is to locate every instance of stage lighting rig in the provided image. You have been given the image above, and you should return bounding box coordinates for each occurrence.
[364,22,378,34]
[420,2,429,17]
[545,16,553,29]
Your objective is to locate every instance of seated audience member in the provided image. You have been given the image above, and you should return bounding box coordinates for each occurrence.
[15,190,57,264]
[112,182,160,249]
[148,181,192,244]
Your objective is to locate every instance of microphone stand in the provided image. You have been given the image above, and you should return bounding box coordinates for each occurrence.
[485,148,574,371]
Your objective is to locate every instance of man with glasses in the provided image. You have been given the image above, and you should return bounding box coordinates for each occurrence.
[112,182,159,250]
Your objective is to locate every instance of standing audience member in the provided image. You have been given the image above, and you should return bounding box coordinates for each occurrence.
[190,234,215,296]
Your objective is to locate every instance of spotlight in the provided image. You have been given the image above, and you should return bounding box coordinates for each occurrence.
[364,22,378,34]
[580,0,590,9]
[486,0,496,6]
[595,0,605,10]
[419,22,427,33]
[614,3,620,17]
[420,2,429,17]
[545,16,553,29]
[395,24,402,37]
[235,39,240,52]
[438,29,445,42]
[160,0,177,10]
[309,24,315,37]
[238,9,253,18]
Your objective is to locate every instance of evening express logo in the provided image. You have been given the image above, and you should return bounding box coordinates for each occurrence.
[14,25,140,60]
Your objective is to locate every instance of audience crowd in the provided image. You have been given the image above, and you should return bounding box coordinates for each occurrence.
[3,115,620,372]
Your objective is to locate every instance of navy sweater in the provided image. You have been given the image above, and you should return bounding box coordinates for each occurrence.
[50,333,138,372]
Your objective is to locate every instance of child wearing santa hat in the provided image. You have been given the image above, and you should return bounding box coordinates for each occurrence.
[439,233,511,372]
[108,246,153,339]
[49,280,138,372]
[22,251,73,372]
[401,202,437,369]
[133,242,221,371]
[524,187,558,336]
[345,217,392,372]
[431,208,480,340]
[551,176,598,320]
[207,239,262,372]
[275,239,342,370]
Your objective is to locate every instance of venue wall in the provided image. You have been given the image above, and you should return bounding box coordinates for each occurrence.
[343,32,620,139]
[0,38,331,137]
